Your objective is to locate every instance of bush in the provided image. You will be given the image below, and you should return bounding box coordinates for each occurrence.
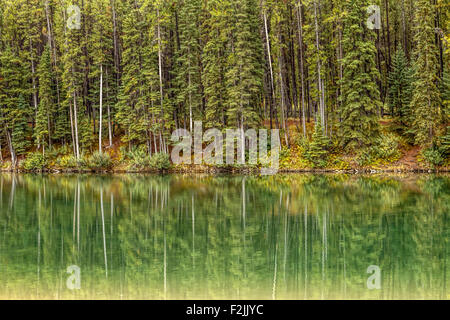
[56,155,79,169]
[86,152,113,171]
[23,152,48,171]
[149,152,171,171]
[357,133,401,166]
[422,147,444,167]
[127,147,151,170]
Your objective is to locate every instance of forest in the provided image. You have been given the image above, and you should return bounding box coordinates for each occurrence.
[0,0,449,172]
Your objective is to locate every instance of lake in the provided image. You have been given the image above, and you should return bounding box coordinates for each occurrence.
[0,174,448,300]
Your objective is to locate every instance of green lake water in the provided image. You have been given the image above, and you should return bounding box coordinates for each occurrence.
[0,174,448,300]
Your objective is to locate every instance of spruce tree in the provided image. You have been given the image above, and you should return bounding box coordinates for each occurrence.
[12,94,31,156]
[202,0,228,129]
[173,0,203,131]
[339,0,381,150]
[387,48,413,126]
[35,46,54,151]
[306,117,330,167]
[410,0,442,145]
[225,0,264,130]
[441,69,450,123]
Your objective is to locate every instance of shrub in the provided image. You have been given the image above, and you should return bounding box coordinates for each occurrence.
[23,152,48,171]
[422,147,444,167]
[357,133,401,166]
[56,155,79,169]
[373,133,401,160]
[149,152,171,171]
[86,152,113,171]
[127,147,151,170]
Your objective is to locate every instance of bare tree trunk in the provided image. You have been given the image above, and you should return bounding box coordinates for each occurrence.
[278,36,290,147]
[111,0,120,87]
[189,58,193,132]
[296,0,307,136]
[263,9,275,128]
[6,130,16,168]
[73,90,80,159]
[106,67,113,148]
[313,0,325,129]
[45,0,62,119]
[384,0,391,71]
[29,39,39,115]
[99,64,103,154]
[157,8,165,153]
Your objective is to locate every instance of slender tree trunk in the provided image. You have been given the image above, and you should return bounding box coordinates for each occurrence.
[6,130,16,168]
[278,35,290,147]
[263,9,275,129]
[189,59,193,132]
[157,8,166,153]
[29,39,38,115]
[73,90,80,159]
[45,0,62,118]
[313,0,325,128]
[111,0,120,87]
[99,64,103,154]
[384,0,391,71]
[296,0,307,136]
[104,67,113,148]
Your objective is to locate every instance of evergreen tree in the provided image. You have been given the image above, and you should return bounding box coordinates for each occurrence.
[35,46,54,151]
[388,48,413,126]
[61,0,85,159]
[225,0,264,130]
[12,94,31,156]
[306,117,330,167]
[339,0,381,150]
[440,69,450,122]
[202,0,229,129]
[0,45,30,165]
[410,0,442,145]
[173,0,203,131]
[440,126,450,159]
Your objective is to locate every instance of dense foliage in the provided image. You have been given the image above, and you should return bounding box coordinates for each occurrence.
[0,0,448,168]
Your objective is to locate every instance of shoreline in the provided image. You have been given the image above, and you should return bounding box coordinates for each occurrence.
[1,166,449,174]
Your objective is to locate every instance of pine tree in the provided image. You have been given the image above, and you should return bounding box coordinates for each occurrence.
[387,48,413,126]
[0,45,30,165]
[116,0,158,150]
[12,94,31,156]
[306,117,330,167]
[440,126,450,159]
[441,69,450,123]
[225,0,264,130]
[173,0,203,131]
[202,0,229,129]
[339,0,381,150]
[61,0,85,159]
[410,0,442,145]
[35,46,54,151]
[89,0,114,153]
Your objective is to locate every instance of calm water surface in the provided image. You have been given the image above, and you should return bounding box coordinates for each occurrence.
[0,174,448,300]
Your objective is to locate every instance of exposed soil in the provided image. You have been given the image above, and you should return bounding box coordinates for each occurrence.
[394,146,421,170]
